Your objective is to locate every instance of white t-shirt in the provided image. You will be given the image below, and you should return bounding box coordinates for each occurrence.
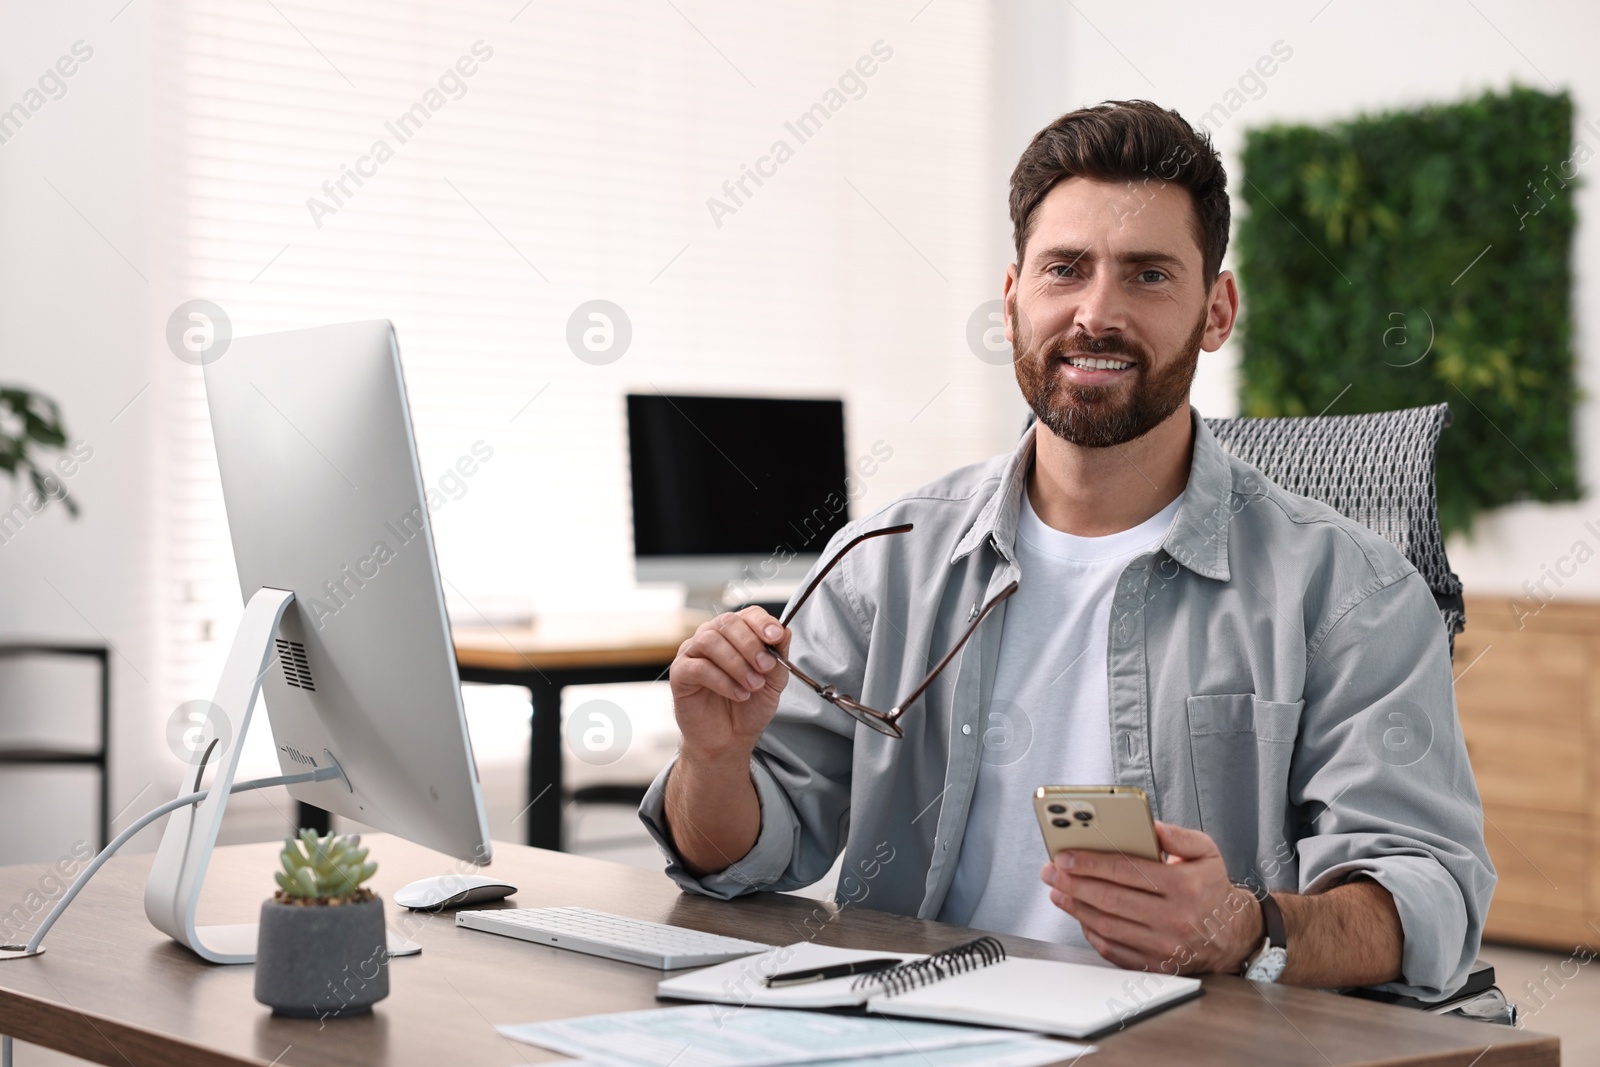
[937,486,1185,948]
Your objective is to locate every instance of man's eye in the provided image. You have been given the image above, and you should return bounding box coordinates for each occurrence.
[1138,269,1167,283]
[1050,264,1078,278]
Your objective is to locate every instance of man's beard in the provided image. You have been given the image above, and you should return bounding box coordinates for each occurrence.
[1012,302,1207,448]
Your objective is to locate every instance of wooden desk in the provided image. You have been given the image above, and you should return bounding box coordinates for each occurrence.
[451,611,706,851]
[0,836,1559,1066]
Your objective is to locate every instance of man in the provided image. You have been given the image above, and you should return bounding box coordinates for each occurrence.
[639,99,1493,999]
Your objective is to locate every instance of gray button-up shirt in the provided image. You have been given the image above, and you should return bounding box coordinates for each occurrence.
[639,408,1493,1000]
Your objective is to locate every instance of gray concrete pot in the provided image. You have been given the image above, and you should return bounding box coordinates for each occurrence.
[254,895,389,1018]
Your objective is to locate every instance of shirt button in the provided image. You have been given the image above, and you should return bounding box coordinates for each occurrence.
[961,724,972,735]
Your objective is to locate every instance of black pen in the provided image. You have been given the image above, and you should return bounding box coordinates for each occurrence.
[764,958,902,988]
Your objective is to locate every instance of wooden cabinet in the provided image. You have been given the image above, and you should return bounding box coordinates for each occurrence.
[1454,596,1600,948]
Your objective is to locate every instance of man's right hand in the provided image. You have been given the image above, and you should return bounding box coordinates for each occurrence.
[663,608,791,876]
[668,606,792,765]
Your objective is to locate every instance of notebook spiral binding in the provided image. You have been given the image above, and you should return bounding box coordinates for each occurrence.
[851,936,1008,998]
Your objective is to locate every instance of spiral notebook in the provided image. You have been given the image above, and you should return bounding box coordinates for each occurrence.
[656,936,1202,1041]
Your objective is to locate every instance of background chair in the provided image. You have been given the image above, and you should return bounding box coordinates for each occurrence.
[1203,404,1466,656]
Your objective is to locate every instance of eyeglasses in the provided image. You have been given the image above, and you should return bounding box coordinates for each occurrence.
[765,523,1018,738]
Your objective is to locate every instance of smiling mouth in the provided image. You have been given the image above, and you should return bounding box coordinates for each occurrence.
[1063,355,1134,371]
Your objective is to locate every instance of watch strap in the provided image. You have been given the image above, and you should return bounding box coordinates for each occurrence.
[1234,881,1286,948]
[1233,881,1287,980]
[1257,889,1286,949]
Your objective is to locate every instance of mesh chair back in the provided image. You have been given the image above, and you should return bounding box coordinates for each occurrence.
[1202,404,1465,654]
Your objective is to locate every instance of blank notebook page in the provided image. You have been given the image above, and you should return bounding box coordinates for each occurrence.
[867,957,1201,1040]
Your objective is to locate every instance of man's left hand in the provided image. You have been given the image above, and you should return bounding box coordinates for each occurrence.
[1038,821,1262,975]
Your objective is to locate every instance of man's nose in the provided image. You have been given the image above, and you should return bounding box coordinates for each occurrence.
[1071,268,1130,339]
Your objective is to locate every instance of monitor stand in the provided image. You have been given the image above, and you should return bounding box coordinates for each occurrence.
[142,586,419,964]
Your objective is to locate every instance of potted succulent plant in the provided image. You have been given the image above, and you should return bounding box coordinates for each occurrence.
[254,830,388,1019]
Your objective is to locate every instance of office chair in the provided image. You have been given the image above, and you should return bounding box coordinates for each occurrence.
[1024,403,1512,1024]
[1203,404,1466,656]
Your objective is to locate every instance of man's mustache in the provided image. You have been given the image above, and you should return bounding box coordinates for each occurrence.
[1042,332,1146,364]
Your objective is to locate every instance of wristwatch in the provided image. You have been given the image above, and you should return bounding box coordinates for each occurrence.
[1235,882,1288,983]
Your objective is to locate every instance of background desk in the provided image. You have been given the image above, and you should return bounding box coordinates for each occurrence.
[0,836,1558,1067]
[452,611,706,850]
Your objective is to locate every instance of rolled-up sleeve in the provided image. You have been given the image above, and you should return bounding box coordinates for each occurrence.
[638,755,802,898]
[638,523,873,898]
[1293,568,1495,1001]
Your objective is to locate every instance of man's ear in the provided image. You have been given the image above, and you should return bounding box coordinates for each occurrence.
[1002,263,1020,344]
[1202,269,1240,352]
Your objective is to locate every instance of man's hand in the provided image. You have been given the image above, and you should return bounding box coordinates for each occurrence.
[1038,821,1261,975]
[663,607,791,877]
[669,606,791,764]
[1039,821,1407,986]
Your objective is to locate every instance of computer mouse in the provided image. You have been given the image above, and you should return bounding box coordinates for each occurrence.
[393,873,518,911]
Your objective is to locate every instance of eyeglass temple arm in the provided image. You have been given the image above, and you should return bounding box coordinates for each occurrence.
[778,523,914,628]
[890,580,1019,717]
[779,655,826,694]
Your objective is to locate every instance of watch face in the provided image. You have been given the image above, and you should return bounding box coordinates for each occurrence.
[1246,946,1288,984]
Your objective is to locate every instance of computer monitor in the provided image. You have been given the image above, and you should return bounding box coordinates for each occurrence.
[143,320,491,964]
[626,393,849,610]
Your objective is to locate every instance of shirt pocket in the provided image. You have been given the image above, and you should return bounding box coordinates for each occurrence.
[1186,693,1304,884]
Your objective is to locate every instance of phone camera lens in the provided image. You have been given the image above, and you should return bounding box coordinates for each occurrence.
[1051,818,1070,828]
[1074,811,1093,822]
[1047,804,1066,814]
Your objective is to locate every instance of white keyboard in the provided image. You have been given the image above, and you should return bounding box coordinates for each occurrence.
[455,906,773,969]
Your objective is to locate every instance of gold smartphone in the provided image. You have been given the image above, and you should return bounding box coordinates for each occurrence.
[1034,785,1161,862]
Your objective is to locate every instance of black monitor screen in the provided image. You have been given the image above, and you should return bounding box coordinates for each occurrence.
[627,394,848,558]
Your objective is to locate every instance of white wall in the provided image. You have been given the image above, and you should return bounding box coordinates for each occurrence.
[0,2,175,862]
[1007,0,1600,602]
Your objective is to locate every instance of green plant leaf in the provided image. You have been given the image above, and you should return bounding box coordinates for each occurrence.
[0,386,80,522]
[276,830,379,899]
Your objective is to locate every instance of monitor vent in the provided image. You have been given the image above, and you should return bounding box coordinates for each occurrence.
[278,745,318,767]
[275,639,316,691]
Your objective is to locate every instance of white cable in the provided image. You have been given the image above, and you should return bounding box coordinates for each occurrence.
[18,765,343,955]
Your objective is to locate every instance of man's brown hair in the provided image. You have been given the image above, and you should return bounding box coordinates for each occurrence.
[1008,99,1230,286]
